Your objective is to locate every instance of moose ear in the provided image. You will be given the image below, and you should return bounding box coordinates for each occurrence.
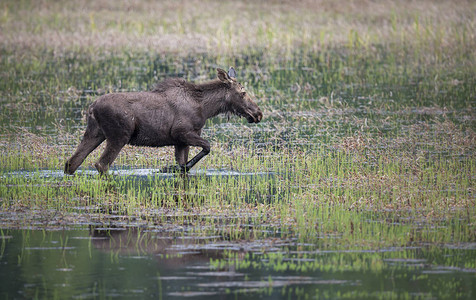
[228,67,237,78]
[217,68,230,83]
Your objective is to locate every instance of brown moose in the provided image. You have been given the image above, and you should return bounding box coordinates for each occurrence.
[64,67,263,174]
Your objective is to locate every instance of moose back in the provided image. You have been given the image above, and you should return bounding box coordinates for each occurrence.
[64,67,263,175]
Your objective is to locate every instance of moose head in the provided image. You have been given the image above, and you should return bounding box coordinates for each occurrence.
[217,67,263,123]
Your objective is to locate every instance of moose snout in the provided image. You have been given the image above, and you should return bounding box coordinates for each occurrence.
[256,110,263,123]
[249,109,263,123]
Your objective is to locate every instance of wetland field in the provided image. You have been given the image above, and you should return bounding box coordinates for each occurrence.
[1,0,475,299]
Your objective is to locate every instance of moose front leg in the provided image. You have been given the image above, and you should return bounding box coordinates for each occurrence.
[174,145,190,169]
[181,134,210,172]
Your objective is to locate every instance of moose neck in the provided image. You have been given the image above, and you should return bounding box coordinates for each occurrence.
[198,80,230,119]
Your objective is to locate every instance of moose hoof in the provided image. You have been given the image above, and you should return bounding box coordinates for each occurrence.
[94,162,108,175]
[64,161,75,175]
[161,165,187,174]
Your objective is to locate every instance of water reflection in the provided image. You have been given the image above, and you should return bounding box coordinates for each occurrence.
[90,226,228,267]
[1,229,475,299]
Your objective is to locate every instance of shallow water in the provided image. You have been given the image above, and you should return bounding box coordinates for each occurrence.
[1,229,475,299]
[4,168,274,179]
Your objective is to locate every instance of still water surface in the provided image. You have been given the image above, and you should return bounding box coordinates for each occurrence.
[1,229,475,299]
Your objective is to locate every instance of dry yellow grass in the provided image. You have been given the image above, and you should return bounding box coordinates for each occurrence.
[1,0,475,57]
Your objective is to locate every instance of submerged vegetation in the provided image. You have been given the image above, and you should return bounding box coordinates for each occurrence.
[0,0,475,298]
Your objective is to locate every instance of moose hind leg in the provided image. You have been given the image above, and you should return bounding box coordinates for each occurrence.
[94,140,127,174]
[64,132,105,175]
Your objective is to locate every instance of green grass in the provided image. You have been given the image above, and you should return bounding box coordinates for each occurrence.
[1,134,474,248]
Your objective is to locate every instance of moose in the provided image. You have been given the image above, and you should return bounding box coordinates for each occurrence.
[64,67,263,175]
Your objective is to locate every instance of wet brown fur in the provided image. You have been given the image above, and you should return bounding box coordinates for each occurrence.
[64,68,263,174]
